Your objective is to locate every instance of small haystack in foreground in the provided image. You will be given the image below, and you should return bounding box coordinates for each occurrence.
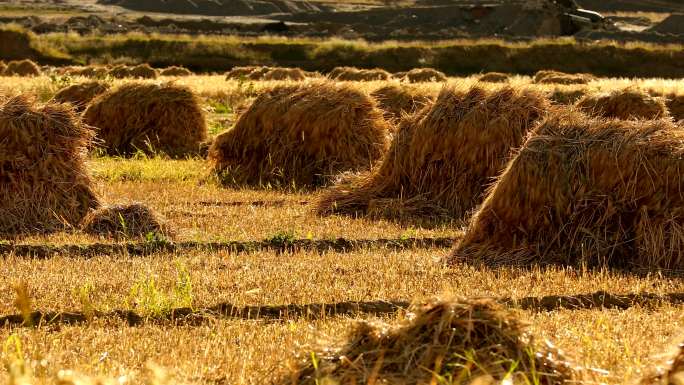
[400,67,447,83]
[479,72,510,83]
[209,82,390,188]
[262,67,307,81]
[316,85,549,221]
[451,111,684,270]
[84,82,207,157]
[285,298,574,385]
[330,67,391,81]
[641,341,684,385]
[534,70,595,85]
[52,81,111,112]
[576,88,668,120]
[3,59,41,76]
[81,203,171,239]
[0,96,100,234]
[370,83,435,122]
[160,66,192,76]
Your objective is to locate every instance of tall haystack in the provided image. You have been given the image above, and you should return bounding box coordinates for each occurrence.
[316,85,550,221]
[209,82,390,188]
[262,67,307,81]
[128,63,158,79]
[160,66,192,76]
[534,70,594,85]
[3,59,41,77]
[0,96,100,234]
[641,341,684,385]
[81,203,171,239]
[284,297,574,385]
[370,83,435,122]
[576,88,669,120]
[225,66,259,80]
[400,68,448,83]
[330,67,391,81]
[479,72,510,83]
[52,81,111,112]
[83,82,207,157]
[450,111,684,271]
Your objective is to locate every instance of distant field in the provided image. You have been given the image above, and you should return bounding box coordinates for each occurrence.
[2,72,684,385]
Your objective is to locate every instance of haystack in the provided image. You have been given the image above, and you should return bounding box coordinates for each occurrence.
[262,67,307,81]
[534,70,594,85]
[63,66,108,78]
[316,85,550,221]
[209,82,390,188]
[666,95,684,121]
[52,81,111,112]
[479,72,510,83]
[400,67,448,83]
[549,88,587,105]
[247,66,272,80]
[330,67,391,81]
[642,341,684,385]
[128,63,158,79]
[450,111,684,270]
[83,82,207,157]
[285,297,574,385]
[370,83,435,122]
[80,203,171,239]
[3,59,41,77]
[0,61,7,75]
[160,66,192,76]
[0,96,99,234]
[108,65,131,79]
[225,66,259,80]
[576,88,668,120]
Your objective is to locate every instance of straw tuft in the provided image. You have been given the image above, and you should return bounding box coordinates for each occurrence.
[285,297,575,385]
[80,203,171,239]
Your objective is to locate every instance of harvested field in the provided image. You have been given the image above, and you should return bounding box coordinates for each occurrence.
[209,82,390,188]
[316,85,550,222]
[3,71,684,385]
[83,82,207,157]
[451,111,684,271]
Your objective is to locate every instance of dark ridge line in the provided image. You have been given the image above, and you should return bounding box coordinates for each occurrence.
[0,237,458,259]
[195,200,309,207]
[2,291,683,328]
